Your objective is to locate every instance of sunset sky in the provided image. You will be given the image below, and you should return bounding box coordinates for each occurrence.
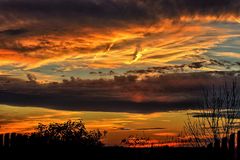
[0,0,239,111]
[0,0,240,145]
[0,0,239,81]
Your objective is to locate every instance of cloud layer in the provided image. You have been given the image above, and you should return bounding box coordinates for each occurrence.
[0,0,240,79]
[0,71,239,113]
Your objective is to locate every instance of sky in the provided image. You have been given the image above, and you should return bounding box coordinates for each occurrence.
[1,0,240,146]
[0,0,240,112]
[0,105,190,146]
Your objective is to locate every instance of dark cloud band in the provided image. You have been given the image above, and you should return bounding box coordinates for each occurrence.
[0,71,239,113]
[0,0,240,29]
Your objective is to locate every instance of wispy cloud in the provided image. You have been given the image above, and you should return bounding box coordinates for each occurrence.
[0,0,240,77]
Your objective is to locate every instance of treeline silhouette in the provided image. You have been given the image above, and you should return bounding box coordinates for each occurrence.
[0,120,239,160]
[0,120,104,147]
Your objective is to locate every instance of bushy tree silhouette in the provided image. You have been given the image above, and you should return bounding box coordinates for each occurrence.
[29,120,105,146]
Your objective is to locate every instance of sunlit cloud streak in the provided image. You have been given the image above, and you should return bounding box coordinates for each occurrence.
[0,0,240,76]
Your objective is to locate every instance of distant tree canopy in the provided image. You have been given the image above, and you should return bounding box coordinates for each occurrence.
[29,120,105,147]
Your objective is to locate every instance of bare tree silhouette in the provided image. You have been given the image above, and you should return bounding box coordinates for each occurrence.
[184,80,240,147]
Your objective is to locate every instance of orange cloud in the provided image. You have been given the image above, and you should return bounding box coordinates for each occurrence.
[0,15,239,74]
[0,49,40,66]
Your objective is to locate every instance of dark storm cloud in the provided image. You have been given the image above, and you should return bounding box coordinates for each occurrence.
[0,41,43,52]
[0,0,151,30]
[0,0,240,31]
[142,0,240,17]
[0,71,239,113]
[126,59,238,75]
[0,29,28,36]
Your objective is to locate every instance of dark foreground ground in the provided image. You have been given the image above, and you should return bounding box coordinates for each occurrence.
[0,146,237,160]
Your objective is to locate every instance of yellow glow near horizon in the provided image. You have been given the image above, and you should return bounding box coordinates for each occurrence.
[0,105,193,145]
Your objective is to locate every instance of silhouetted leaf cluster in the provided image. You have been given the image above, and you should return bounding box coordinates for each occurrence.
[28,120,105,146]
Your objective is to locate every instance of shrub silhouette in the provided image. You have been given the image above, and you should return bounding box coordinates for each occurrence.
[29,120,104,146]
